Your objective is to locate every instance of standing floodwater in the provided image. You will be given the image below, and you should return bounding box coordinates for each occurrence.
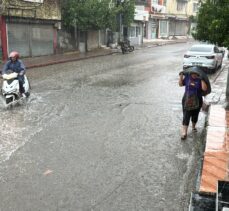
[0,42,224,211]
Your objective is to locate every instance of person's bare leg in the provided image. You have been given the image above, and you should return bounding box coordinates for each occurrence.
[192,122,197,132]
[181,125,188,140]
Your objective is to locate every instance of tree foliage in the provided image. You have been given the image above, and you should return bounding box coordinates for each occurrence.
[193,0,229,48]
[118,0,135,26]
[61,0,135,31]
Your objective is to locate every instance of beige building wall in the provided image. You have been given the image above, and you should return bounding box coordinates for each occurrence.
[166,0,179,15]
[166,0,199,17]
[186,0,199,16]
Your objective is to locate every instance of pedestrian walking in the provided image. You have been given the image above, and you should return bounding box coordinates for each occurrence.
[179,66,208,140]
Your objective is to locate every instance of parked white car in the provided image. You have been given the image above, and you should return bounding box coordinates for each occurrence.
[183,44,223,73]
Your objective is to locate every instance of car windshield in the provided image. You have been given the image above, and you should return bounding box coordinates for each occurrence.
[189,46,212,52]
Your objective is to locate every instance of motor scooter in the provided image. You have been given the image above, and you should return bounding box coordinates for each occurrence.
[1,72,30,106]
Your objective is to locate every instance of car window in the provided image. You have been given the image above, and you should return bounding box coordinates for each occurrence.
[214,47,219,53]
[189,46,212,52]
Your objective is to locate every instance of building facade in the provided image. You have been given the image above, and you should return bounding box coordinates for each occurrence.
[144,0,199,40]
[130,2,149,45]
[0,0,61,61]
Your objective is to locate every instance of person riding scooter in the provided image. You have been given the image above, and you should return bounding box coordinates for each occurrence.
[2,51,29,97]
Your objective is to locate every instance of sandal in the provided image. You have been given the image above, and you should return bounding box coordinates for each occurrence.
[192,128,197,132]
[181,134,187,140]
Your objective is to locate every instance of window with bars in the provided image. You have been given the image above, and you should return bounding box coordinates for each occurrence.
[177,1,186,11]
[193,3,198,12]
[129,26,141,37]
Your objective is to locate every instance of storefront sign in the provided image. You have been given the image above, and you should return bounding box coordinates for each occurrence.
[134,9,149,21]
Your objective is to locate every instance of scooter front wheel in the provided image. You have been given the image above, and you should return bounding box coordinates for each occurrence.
[6,97,13,104]
[129,46,134,52]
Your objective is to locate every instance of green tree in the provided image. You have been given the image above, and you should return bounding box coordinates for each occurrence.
[62,0,135,31]
[118,0,135,26]
[193,0,229,48]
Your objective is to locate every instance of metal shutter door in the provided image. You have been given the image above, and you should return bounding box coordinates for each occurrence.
[7,23,30,57]
[31,25,53,56]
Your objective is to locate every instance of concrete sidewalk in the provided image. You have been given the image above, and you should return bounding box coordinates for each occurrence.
[0,37,189,70]
[189,62,229,209]
[199,63,229,194]
[1,48,114,70]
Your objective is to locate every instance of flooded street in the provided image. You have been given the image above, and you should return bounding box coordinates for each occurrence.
[0,42,225,210]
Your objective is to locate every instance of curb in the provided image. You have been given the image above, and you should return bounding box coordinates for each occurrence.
[26,52,114,69]
[26,39,189,69]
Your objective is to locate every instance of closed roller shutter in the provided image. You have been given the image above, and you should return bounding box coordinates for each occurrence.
[159,20,168,37]
[175,21,187,36]
[7,23,53,58]
[169,20,176,36]
[31,25,53,56]
[7,24,30,57]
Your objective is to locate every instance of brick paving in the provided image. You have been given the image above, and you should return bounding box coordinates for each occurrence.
[199,76,229,193]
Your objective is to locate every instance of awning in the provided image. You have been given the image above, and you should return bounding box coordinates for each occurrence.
[166,15,188,21]
[134,9,149,21]
[150,14,167,20]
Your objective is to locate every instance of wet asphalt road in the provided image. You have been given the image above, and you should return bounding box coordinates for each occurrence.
[0,42,226,211]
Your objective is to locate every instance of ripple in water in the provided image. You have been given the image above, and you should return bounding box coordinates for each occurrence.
[0,92,66,164]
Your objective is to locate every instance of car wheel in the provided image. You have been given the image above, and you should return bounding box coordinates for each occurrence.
[213,62,218,73]
[218,61,222,69]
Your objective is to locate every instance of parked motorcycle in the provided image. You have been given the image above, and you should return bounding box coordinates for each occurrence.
[119,40,134,54]
[1,72,30,106]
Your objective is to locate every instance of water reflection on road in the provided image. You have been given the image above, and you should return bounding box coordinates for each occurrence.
[0,42,226,210]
